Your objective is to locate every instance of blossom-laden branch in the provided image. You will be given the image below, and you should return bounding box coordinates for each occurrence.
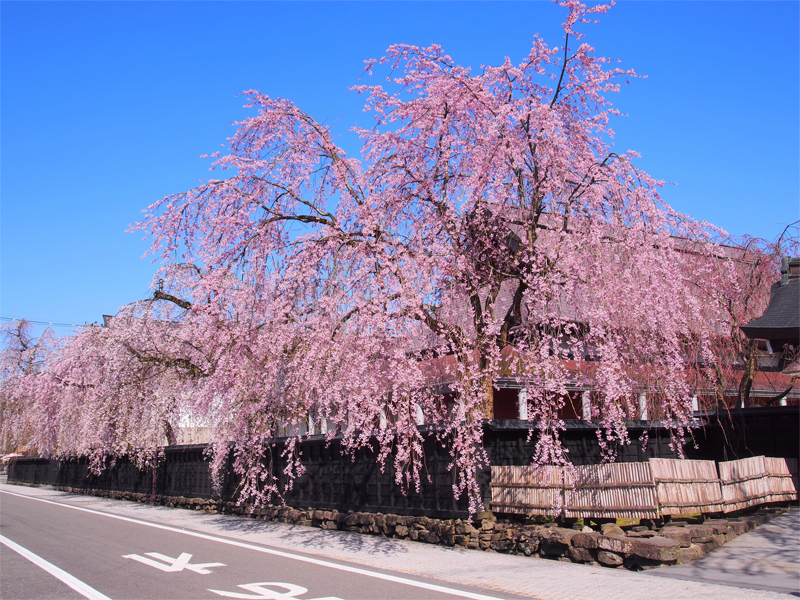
[3,1,792,516]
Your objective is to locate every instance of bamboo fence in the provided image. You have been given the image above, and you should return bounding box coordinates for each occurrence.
[490,465,565,516]
[566,463,660,520]
[649,458,724,515]
[719,456,797,512]
[491,456,796,519]
[763,457,797,504]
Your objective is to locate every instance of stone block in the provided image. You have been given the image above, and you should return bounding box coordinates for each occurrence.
[597,535,634,555]
[436,522,455,536]
[724,526,738,542]
[695,537,722,555]
[394,524,408,537]
[356,513,374,526]
[567,546,595,563]
[490,539,513,552]
[687,525,714,544]
[571,531,600,549]
[626,531,657,538]
[601,523,625,536]
[725,520,746,535]
[539,538,568,557]
[658,527,692,547]
[546,527,579,545]
[539,528,579,556]
[678,545,707,564]
[741,517,758,530]
[630,536,680,563]
[518,542,537,556]
[453,535,469,547]
[597,550,624,567]
[708,520,729,535]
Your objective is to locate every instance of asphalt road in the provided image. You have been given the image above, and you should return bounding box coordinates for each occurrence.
[2,483,794,600]
[0,490,519,600]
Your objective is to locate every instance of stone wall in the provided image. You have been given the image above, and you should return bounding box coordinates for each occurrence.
[47,483,788,571]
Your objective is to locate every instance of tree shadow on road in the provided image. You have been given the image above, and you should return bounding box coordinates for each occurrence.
[199,513,413,558]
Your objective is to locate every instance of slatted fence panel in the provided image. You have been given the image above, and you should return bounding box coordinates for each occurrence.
[490,465,565,516]
[649,458,724,515]
[719,456,772,512]
[763,457,798,503]
[566,463,660,520]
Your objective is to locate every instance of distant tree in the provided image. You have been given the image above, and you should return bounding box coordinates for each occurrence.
[2,1,748,512]
[0,320,59,454]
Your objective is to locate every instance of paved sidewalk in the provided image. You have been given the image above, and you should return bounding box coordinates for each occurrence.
[647,507,800,595]
[1,481,796,600]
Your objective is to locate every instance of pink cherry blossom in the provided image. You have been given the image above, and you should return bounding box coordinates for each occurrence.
[2,2,793,515]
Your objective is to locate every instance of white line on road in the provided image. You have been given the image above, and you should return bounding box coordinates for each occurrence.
[122,550,226,573]
[0,490,504,600]
[0,533,112,600]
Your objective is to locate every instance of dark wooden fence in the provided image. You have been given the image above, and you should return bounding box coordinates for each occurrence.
[8,406,798,519]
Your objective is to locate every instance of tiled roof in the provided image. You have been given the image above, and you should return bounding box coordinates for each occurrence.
[741,277,800,346]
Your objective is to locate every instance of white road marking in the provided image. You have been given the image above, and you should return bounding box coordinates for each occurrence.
[208,581,343,599]
[1,489,503,600]
[0,533,113,600]
[123,551,226,573]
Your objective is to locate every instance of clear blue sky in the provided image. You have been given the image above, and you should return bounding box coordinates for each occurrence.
[2,1,798,335]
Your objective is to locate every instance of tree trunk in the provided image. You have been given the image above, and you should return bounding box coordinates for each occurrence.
[713,363,726,412]
[480,376,494,420]
[151,465,157,505]
[163,421,177,446]
[738,340,756,408]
